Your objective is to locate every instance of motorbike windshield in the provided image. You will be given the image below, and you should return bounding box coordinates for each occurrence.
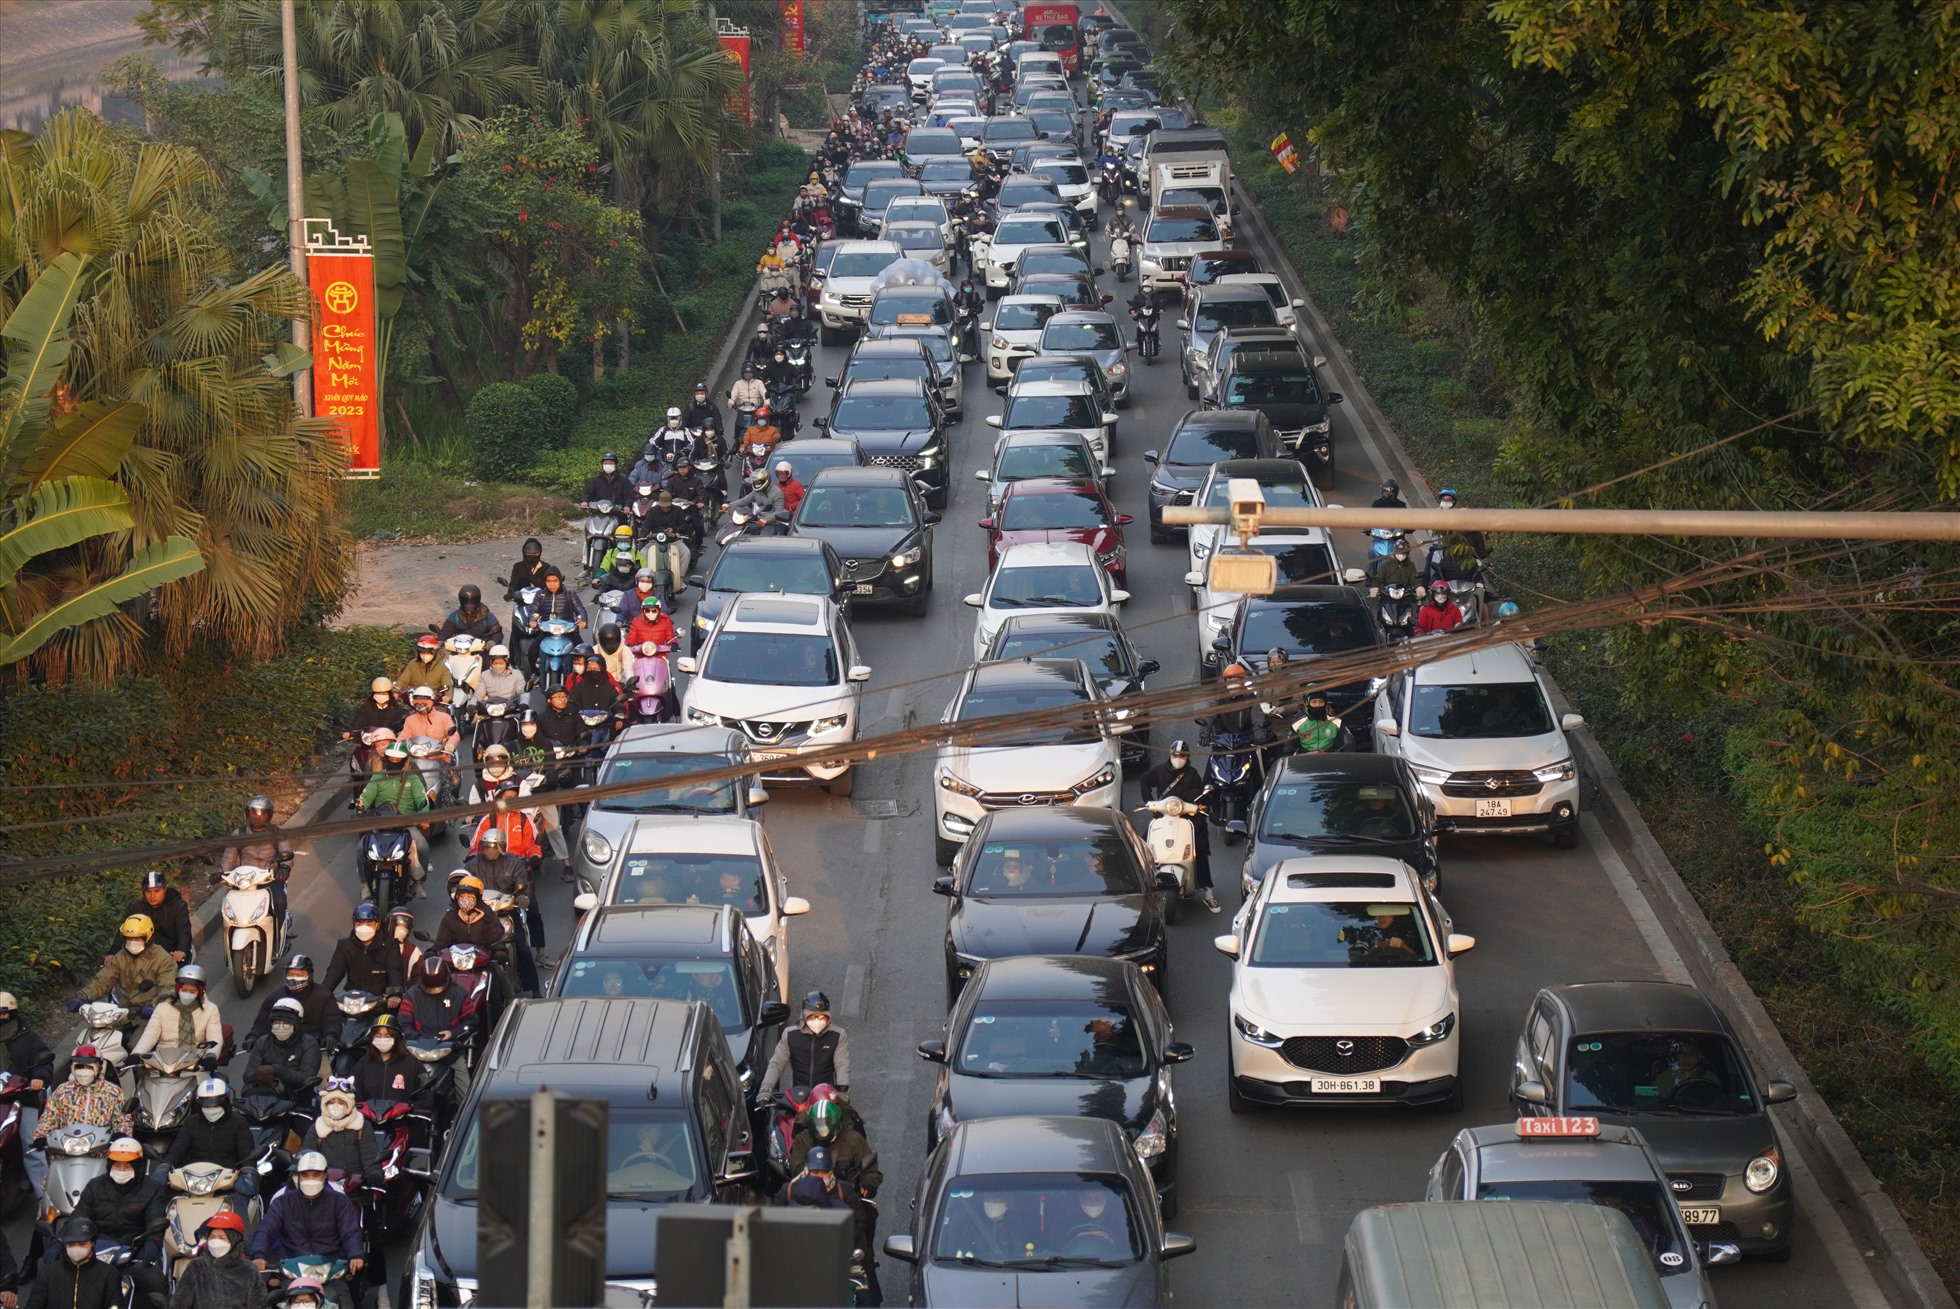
[1041,321,1122,352]
[1249,901,1437,967]
[930,1172,1146,1265]
[797,486,917,528]
[832,395,937,431]
[449,1105,705,1202]
[594,755,741,814]
[1407,683,1554,739]
[954,998,1146,1079]
[1000,488,1107,530]
[703,632,839,687]
[1239,602,1373,656]
[559,957,747,1031]
[1258,782,1419,841]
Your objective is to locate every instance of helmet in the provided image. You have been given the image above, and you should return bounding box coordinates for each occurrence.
[481,743,512,764]
[71,1045,102,1067]
[802,990,832,1014]
[1306,686,1329,703]
[107,1136,143,1162]
[370,1013,403,1038]
[453,874,485,900]
[55,1215,97,1244]
[1497,601,1521,619]
[195,1077,230,1107]
[1222,662,1248,679]
[807,1098,843,1143]
[370,676,393,695]
[141,869,167,891]
[419,955,452,991]
[1437,487,1458,503]
[247,794,274,819]
[522,537,543,558]
[488,644,510,661]
[635,567,655,581]
[752,470,771,488]
[119,914,154,942]
[613,523,635,541]
[741,362,755,376]
[176,963,207,988]
[693,380,709,392]
[775,460,792,475]
[459,583,481,607]
[1267,647,1290,666]
[293,1151,328,1175]
[201,1210,246,1236]
[1380,478,1398,493]
[271,996,305,1022]
[480,826,508,849]
[756,405,772,420]
[1169,738,1190,757]
[353,901,380,923]
[666,406,682,419]
[408,684,435,702]
[756,324,769,337]
[285,952,314,974]
[416,633,441,653]
[285,1277,327,1303]
[387,906,414,928]
[383,741,409,760]
[805,1145,835,1172]
[601,451,619,463]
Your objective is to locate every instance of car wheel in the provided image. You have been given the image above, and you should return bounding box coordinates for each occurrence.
[1553,825,1580,850]
[819,320,847,347]
[1149,525,1171,544]
[1226,1070,1252,1114]
[934,833,959,867]
[1162,892,1181,926]
[826,770,855,798]
[1185,377,1198,400]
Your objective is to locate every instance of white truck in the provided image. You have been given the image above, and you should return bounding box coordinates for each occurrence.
[1141,127,1232,223]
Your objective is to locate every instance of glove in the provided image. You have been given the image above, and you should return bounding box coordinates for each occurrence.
[66,998,83,1012]
[139,1005,155,1019]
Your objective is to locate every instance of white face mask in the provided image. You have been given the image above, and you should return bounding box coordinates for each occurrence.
[125,938,146,955]
[296,1176,325,1198]
[67,1244,93,1264]
[72,1067,98,1087]
[204,1235,232,1259]
[202,1106,225,1122]
[110,1165,136,1184]
[325,1101,351,1119]
[372,1035,396,1053]
[354,924,377,942]
[178,990,201,1006]
[805,1015,829,1034]
[271,1022,296,1040]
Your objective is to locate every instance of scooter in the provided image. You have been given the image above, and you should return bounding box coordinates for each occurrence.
[132,1045,213,1145]
[535,617,580,691]
[331,991,386,1077]
[1375,582,1416,642]
[272,1254,353,1308]
[439,634,484,718]
[473,695,520,757]
[37,1121,111,1232]
[162,1162,255,1289]
[1367,527,1404,560]
[1137,797,1203,924]
[645,532,691,609]
[716,509,790,547]
[508,585,543,655]
[401,734,454,815]
[581,500,623,578]
[1132,301,1160,362]
[1202,729,1259,845]
[220,865,286,998]
[356,813,411,919]
[1448,576,1486,626]
[236,1092,305,1195]
[1109,234,1133,281]
[783,338,815,396]
[630,643,676,724]
[593,584,630,633]
[62,1001,138,1097]
[404,1038,466,1131]
[0,1070,30,1216]
[765,381,800,439]
[359,1098,432,1237]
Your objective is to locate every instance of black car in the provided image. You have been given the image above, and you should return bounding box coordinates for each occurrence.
[937,807,1171,1003]
[882,1115,1195,1307]
[1215,583,1384,737]
[790,466,939,615]
[687,535,846,653]
[814,378,950,505]
[918,956,1192,1213]
[835,158,907,236]
[1142,409,1276,542]
[982,611,1158,761]
[827,337,947,411]
[1510,981,1798,1260]
[917,156,980,198]
[1243,753,1438,895]
[1209,351,1345,488]
[552,904,791,1090]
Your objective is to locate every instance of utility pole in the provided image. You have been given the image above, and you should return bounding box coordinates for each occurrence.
[281,0,311,416]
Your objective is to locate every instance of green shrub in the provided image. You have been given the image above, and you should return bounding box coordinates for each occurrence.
[720,201,758,231]
[466,382,545,479]
[519,372,582,447]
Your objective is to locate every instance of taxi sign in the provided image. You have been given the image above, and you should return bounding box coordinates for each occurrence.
[1516,1116,1600,1138]
[895,312,934,324]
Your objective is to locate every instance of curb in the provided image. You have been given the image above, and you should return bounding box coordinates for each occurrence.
[193,763,356,946]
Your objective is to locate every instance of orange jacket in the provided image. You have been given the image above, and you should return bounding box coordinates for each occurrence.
[469,809,541,860]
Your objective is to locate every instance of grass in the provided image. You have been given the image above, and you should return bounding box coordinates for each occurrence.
[345,423,570,542]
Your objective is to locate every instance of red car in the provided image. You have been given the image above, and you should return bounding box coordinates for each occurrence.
[1186,249,1261,290]
[980,476,1132,583]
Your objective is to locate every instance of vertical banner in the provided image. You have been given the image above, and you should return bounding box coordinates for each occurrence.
[718,27,752,128]
[1270,132,1301,174]
[303,219,381,477]
[780,0,805,54]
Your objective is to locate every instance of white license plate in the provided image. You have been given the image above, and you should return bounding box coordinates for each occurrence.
[1310,1077,1380,1094]
[1474,798,1513,818]
[1679,1207,1721,1226]
[853,583,875,595]
[753,750,793,762]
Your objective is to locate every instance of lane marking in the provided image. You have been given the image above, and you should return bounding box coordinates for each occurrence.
[840,963,868,1019]
[862,820,883,855]
[1583,813,1690,984]
[1786,1131,1892,1308]
[884,687,906,720]
[1287,1169,1322,1244]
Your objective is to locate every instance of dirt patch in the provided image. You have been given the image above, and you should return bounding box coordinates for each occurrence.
[336,522,588,633]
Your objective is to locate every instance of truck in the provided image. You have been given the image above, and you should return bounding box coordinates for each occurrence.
[1141,126,1232,215]
[1023,2,1081,74]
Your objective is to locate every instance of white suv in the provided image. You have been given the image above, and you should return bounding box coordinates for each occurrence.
[677,593,871,797]
[1216,855,1473,1111]
[964,541,1129,660]
[816,240,903,345]
[1372,642,1584,848]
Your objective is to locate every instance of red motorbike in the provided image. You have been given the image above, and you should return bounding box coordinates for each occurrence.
[360,1098,433,1237]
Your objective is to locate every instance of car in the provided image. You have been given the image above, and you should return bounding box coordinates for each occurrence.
[981,476,1131,584]
[861,81,915,119]
[945,115,989,152]
[1023,90,1080,126]
[907,57,948,100]
[687,535,848,653]
[553,904,792,1092]
[678,594,871,796]
[1138,204,1222,296]
[1012,270,1107,312]
[1011,199,1093,259]
[398,998,758,1309]
[936,807,1170,999]
[1008,354,1118,424]
[1176,282,1283,400]
[861,177,927,237]
[829,335,946,410]
[1244,753,1439,897]
[930,69,988,106]
[1425,1116,1731,1308]
[879,323,969,412]
[1210,350,1346,485]
[1098,86,1154,117]
[813,378,950,506]
[865,282,956,339]
[1012,243,1097,282]
[1186,457,1321,586]
[1188,527,1346,664]
[1508,981,1799,1260]
[788,465,939,614]
[1185,248,1260,290]
[815,240,904,343]
[980,114,1042,154]
[932,660,1130,865]
[573,724,766,881]
[883,1115,1196,1309]
[983,292,1065,381]
[964,540,1129,661]
[978,211,1072,295]
[1028,159,1095,221]
[887,221,952,276]
[988,377,1120,463]
[975,429,1111,513]
[916,156,979,198]
[982,610,1158,762]
[919,956,1191,1211]
[1142,409,1275,542]
[883,193,954,241]
[1025,108,1077,147]
[1034,309,1131,403]
[1211,584,1384,737]
[1195,326,1301,409]
[586,816,811,1000]
[1371,641,1585,848]
[1216,854,1474,1111]
[834,160,906,237]
[1215,271,1307,332]
[1157,185,1232,234]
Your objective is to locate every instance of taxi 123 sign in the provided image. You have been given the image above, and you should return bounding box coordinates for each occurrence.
[305,220,381,476]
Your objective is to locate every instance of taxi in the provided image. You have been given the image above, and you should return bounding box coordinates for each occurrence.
[1424,1115,1736,1309]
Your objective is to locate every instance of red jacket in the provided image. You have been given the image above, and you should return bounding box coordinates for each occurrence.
[1416,600,1463,634]
[627,610,677,650]
[779,475,806,515]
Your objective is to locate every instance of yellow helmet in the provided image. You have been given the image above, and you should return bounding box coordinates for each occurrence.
[455,875,484,896]
[120,914,155,941]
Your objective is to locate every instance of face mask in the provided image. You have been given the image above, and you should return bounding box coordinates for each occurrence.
[394,923,411,940]
[297,1176,325,1198]
[286,975,309,993]
[603,464,616,474]
[1170,756,1189,769]
[325,1101,351,1119]
[67,1244,93,1265]
[110,1165,136,1184]
[178,989,201,1006]
[202,1106,225,1122]
[372,1035,396,1053]
[204,1236,232,1259]
[373,694,390,706]
[1308,704,1329,720]
[1395,549,1409,560]
[805,1016,829,1034]
[637,580,654,593]
[271,1022,296,1040]
[419,651,435,662]
[520,724,539,739]
[354,924,377,942]
[72,1067,98,1087]
[126,938,146,955]
[983,1201,1008,1221]
[385,759,406,772]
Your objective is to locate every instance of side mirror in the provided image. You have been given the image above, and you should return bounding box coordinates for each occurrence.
[1137,659,1160,676]
[1560,712,1586,731]
[759,1001,792,1026]
[824,376,840,387]
[924,511,943,525]
[1173,319,1189,330]
[813,416,830,430]
[1100,293,1114,304]
[685,573,706,588]
[782,896,812,917]
[1184,570,1204,587]
[993,383,1009,395]
[1115,513,1133,526]
[847,665,873,683]
[748,786,770,807]
[959,353,977,363]
[1515,1079,1548,1105]
[883,1235,918,1264]
[1213,934,1241,958]
[1160,1232,1197,1260]
[573,892,598,913]
[1312,354,1327,368]
[1101,412,1118,425]
[1094,267,1106,275]
[1445,933,1476,958]
[1162,1041,1195,1064]
[978,518,995,529]
[675,656,698,674]
[1211,632,1232,652]
[1701,1240,1742,1268]
[1110,588,1130,603]
[932,875,957,896]
[1100,465,1115,478]
[974,468,992,481]
[1377,721,1400,738]
[404,1147,434,1180]
[1142,449,1159,464]
[1764,1079,1796,1104]
[963,593,984,607]
[1291,297,1305,308]
[917,1039,948,1063]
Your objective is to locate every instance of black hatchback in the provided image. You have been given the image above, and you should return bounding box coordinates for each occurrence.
[1243,753,1439,897]
[1214,583,1385,739]
[1142,410,1276,542]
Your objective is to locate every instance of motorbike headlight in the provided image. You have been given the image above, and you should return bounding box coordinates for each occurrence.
[1132,1109,1169,1160]
[1410,764,1451,785]
[582,831,613,866]
[687,708,722,727]
[1232,1013,1284,1047]
[937,770,983,798]
[890,547,923,568]
[1071,763,1118,795]
[1408,1013,1456,1046]
[64,1136,93,1156]
[811,714,850,735]
[186,1173,215,1195]
[1745,1148,1781,1193]
[222,902,239,923]
[1533,757,1577,783]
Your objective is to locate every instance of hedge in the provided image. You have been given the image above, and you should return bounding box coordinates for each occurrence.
[467,381,546,480]
[519,371,582,448]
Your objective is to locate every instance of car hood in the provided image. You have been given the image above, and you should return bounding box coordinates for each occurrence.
[823,275,884,297]
[795,524,913,560]
[833,426,939,454]
[945,1071,1155,1135]
[1154,462,1209,488]
[1397,729,1567,774]
[920,1263,1159,1308]
[1585,1112,1776,1173]
[942,742,1111,789]
[994,527,1121,557]
[687,678,852,723]
[1235,965,1452,1032]
[426,1195,665,1283]
[951,895,1152,960]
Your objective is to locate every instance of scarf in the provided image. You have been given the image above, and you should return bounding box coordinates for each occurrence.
[314,1088,360,1136]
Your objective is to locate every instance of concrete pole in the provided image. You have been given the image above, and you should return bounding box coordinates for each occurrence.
[282,0,311,416]
[1158,504,1960,542]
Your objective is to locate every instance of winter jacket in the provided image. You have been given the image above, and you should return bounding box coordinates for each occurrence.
[787,1126,883,1198]
[438,603,504,646]
[357,768,430,817]
[504,557,551,601]
[75,1168,167,1244]
[400,707,460,756]
[399,984,478,1042]
[243,1032,322,1095]
[536,702,586,752]
[394,654,454,702]
[35,1076,132,1142]
[80,942,177,1007]
[321,933,404,997]
[527,587,587,628]
[303,1089,381,1180]
[582,469,635,507]
[245,982,337,1046]
[1416,599,1463,634]
[165,1108,256,1170]
[626,610,677,651]
[132,996,224,1056]
[248,1183,364,1262]
[433,909,507,964]
[168,1249,269,1309]
[472,664,527,706]
[1371,554,1419,593]
[468,811,541,861]
[568,670,623,714]
[351,1052,425,1103]
[463,850,532,909]
[20,1252,122,1309]
[760,1025,851,1096]
[0,1014,56,1090]
[127,888,195,958]
[345,698,408,741]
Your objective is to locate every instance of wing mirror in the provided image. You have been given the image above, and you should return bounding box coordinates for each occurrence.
[813,416,830,430]
[1312,354,1327,368]
[1560,712,1586,731]
[1213,934,1240,958]
[1515,1079,1548,1105]
[847,665,873,682]
[1445,933,1476,958]
[824,376,840,387]
[1174,319,1189,330]
[978,517,995,529]
[782,896,812,916]
[932,874,958,896]
[685,573,706,588]
[917,1039,948,1063]
[759,1001,792,1026]
[748,786,770,807]
[1142,449,1159,464]
[924,511,943,525]
[675,656,698,674]
[1160,1233,1198,1260]
[1110,588,1130,603]
[1184,570,1204,587]
[572,891,598,913]
[1701,1240,1742,1267]
[883,1235,918,1264]
[1376,721,1400,738]
[1327,391,1344,404]
[1764,1079,1796,1104]
[1101,412,1118,425]
[1291,297,1305,308]
[1162,1041,1195,1064]
[1137,659,1160,676]
[974,468,992,481]
[1115,513,1133,525]
[985,415,1004,427]
[963,593,983,607]
[404,1147,434,1180]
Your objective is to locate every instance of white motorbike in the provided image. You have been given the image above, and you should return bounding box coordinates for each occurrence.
[38,1122,111,1230]
[441,634,485,717]
[63,1001,138,1097]
[582,499,622,577]
[162,1161,255,1289]
[132,1045,215,1142]
[220,864,287,998]
[1109,234,1133,282]
[1138,797,1204,924]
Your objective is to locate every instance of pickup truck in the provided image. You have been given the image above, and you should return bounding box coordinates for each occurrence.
[1142,127,1232,211]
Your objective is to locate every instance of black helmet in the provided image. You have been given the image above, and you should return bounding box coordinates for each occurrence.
[522,538,543,559]
[1380,478,1399,494]
[598,623,622,652]
[141,869,167,891]
[741,362,756,376]
[802,990,831,1014]
[693,380,708,392]
[55,1215,97,1244]
[1169,739,1190,757]
[602,451,619,462]
[285,953,314,974]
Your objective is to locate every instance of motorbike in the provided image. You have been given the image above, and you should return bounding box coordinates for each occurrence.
[593,583,630,633]
[330,991,387,1077]
[236,1092,305,1195]
[1448,576,1487,626]
[439,634,484,718]
[63,1000,138,1097]
[220,865,286,998]
[1376,582,1416,642]
[716,509,790,548]
[473,694,520,757]
[955,304,981,359]
[1097,159,1124,207]
[581,500,624,579]
[630,643,676,724]
[132,1045,214,1145]
[644,533,691,609]
[738,440,776,486]
[1131,302,1160,362]
[404,1037,466,1128]
[163,1162,255,1289]
[0,1070,30,1216]
[37,1122,111,1232]
[360,1098,432,1237]
[763,1085,834,1189]
[272,1254,353,1307]
[348,726,394,780]
[401,734,454,815]
[1367,527,1404,560]
[783,338,814,395]
[1109,234,1133,282]
[357,810,411,918]
[1202,729,1260,845]
[1137,798,1204,923]
[766,381,800,439]
[534,617,581,691]
[695,454,727,507]
[507,585,543,656]
[576,709,617,770]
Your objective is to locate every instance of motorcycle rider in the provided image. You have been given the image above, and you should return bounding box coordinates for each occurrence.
[521,567,589,673]
[22,1216,121,1309]
[398,957,479,1099]
[349,1015,423,1104]
[662,458,712,545]
[730,468,789,532]
[1372,537,1420,593]
[591,622,632,687]
[0,992,55,1201]
[628,438,665,492]
[465,828,546,983]
[162,1078,259,1198]
[680,382,722,444]
[615,565,661,632]
[299,1080,380,1183]
[247,1151,364,1289]
[219,795,298,933]
[626,596,679,653]
[744,404,783,456]
[651,407,695,468]
[243,997,320,1098]
[579,452,633,511]
[436,584,503,648]
[788,1099,882,1250]
[773,460,807,516]
[339,680,407,775]
[1371,478,1406,511]
[953,278,984,350]
[321,904,403,1006]
[394,632,454,704]
[756,993,851,1104]
[130,963,222,1064]
[30,1047,131,1170]
[385,910,422,981]
[1416,580,1464,634]
[1138,740,1217,911]
[71,1135,167,1304]
[1106,198,1140,247]
[470,644,526,708]
[761,344,798,399]
[502,538,551,602]
[126,869,194,965]
[399,684,461,805]
[596,522,646,580]
[167,1209,261,1309]
[355,744,432,899]
[432,876,512,1011]
[1289,687,1355,754]
[76,914,176,1013]
[744,322,777,370]
[729,363,766,438]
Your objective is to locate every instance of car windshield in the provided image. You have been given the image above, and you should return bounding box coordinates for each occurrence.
[1241,602,1374,655]
[909,59,945,75]
[703,631,838,687]
[932,1172,1144,1265]
[870,297,951,326]
[450,1105,703,1202]
[866,183,922,212]
[610,851,766,913]
[1034,163,1090,186]
[992,630,1128,680]
[983,119,1038,143]
[953,678,1099,744]
[1258,781,1419,841]
[833,394,935,429]
[777,450,857,485]
[997,219,1066,245]
[998,443,1095,482]
[1408,682,1554,738]
[965,835,1140,898]
[1015,362,1099,392]
[594,754,740,814]
[1147,216,1218,242]
[1564,1031,1759,1116]
[955,998,1146,1079]
[559,957,746,1030]
[1475,1180,1690,1266]
[847,357,933,385]
[990,563,1103,608]
[1042,321,1121,351]
[1227,370,1320,406]
[921,160,975,183]
[709,552,833,597]
[830,250,902,278]
[994,301,1061,332]
[1026,278,1097,306]
[1001,488,1107,530]
[1166,424,1261,463]
[798,486,916,529]
[891,227,945,253]
[1195,299,1278,332]
[1203,476,1313,508]
[1006,394,1100,429]
[1224,540,1337,585]
[1249,901,1437,967]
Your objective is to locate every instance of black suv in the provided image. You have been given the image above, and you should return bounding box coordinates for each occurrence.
[1143,410,1276,542]
[1209,351,1345,489]
[814,378,950,505]
[790,466,940,615]
[687,535,846,653]
[1213,583,1385,741]
[1243,753,1439,895]
[398,997,756,1307]
[835,158,907,236]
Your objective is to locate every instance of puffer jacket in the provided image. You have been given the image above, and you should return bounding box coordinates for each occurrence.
[247,1184,364,1262]
[169,1249,269,1309]
[79,943,177,1007]
[165,1108,255,1170]
[132,995,224,1056]
[394,654,454,701]
[20,1252,122,1309]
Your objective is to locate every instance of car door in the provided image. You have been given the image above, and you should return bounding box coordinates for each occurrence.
[1374,671,1407,752]
[1423,1140,1469,1202]
[1511,997,1558,1110]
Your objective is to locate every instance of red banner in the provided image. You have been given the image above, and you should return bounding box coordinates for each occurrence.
[308,251,381,475]
[719,32,752,128]
[1270,132,1301,175]
[780,0,805,53]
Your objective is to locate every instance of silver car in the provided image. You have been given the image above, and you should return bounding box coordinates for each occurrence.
[987,377,1121,463]
[1177,283,1283,400]
[816,240,903,345]
[570,724,768,895]
[1033,309,1131,404]
[1140,205,1224,297]
[985,293,1065,381]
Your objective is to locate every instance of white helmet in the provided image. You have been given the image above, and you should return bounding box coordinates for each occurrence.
[666,406,681,420]
[488,644,510,661]
[294,1151,329,1174]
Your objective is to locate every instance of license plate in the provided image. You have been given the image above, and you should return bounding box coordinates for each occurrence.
[1311,1077,1380,1094]
[1474,798,1512,818]
[1679,1206,1721,1226]
[853,583,875,595]
[753,750,792,762]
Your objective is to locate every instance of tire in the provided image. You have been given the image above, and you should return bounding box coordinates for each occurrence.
[1158,1183,1178,1222]
[827,769,855,798]
[1162,890,1182,925]
[1755,1244,1794,1264]
[1221,825,1243,848]
[819,320,846,347]
[232,948,258,998]
[373,875,392,921]
[1185,378,1198,400]
[1226,1070,1252,1114]
[934,833,960,867]
[1553,825,1580,850]
[1149,530,1171,545]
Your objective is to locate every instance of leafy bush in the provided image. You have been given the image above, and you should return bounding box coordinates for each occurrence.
[467,382,546,479]
[519,372,582,447]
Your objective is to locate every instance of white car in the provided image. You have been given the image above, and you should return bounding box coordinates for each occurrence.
[1139,204,1224,297]
[907,57,948,100]
[1027,157,1097,223]
[1215,854,1473,1111]
[978,212,1073,295]
[1187,458,1322,589]
[1185,528,1346,662]
[988,377,1120,463]
[677,593,871,796]
[984,293,1065,381]
[931,657,1128,865]
[1215,272,1308,334]
[883,195,953,243]
[964,540,1129,660]
[583,815,812,1001]
[886,221,952,276]
[946,116,989,152]
[1372,642,1585,849]
[815,240,903,345]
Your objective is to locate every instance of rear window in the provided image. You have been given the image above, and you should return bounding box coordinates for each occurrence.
[996,218,1067,245]
[994,300,1061,331]
[1166,422,1262,464]
[1147,215,1219,242]
[904,129,962,155]
[828,250,902,278]
[1195,298,1278,333]
[1033,163,1090,187]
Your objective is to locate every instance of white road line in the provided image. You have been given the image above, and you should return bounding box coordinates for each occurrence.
[884,687,905,720]
[1786,1131,1893,1308]
[1287,1169,1322,1244]
[1583,813,1691,984]
[862,820,883,855]
[840,963,868,1019]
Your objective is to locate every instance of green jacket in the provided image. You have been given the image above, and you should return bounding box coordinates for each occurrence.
[359,769,431,815]
[394,655,454,702]
[1372,555,1419,593]
[82,943,178,1007]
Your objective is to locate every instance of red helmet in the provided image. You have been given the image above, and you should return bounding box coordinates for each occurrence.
[416,633,440,652]
[756,405,772,420]
[202,1210,247,1236]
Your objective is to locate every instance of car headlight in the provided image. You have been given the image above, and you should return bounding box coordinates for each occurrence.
[1096,549,1122,568]
[991,336,1010,350]
[1304,419,1331,434]
[1745,1148,1781,1193]
[687,708,722,727]
[1232,1013,1283,1047]
[695,613,712,630]
[1071,763,1118,795]
[891,547,924,568]
[1534,757,1577,782]
[811,714,850,735]
[1106,362,1126,376]
[938,770,983,798]
[1192,539,1213,561]
[1408,1013,1456,1046]
[1410,763,1451,785]
[1132,1109,1169,1159]
[582,831,613,865]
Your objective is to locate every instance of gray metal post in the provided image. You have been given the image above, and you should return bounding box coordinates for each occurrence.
[723,1204,756,1309]
[528,1088,557,1309]
[280,0,311,415]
